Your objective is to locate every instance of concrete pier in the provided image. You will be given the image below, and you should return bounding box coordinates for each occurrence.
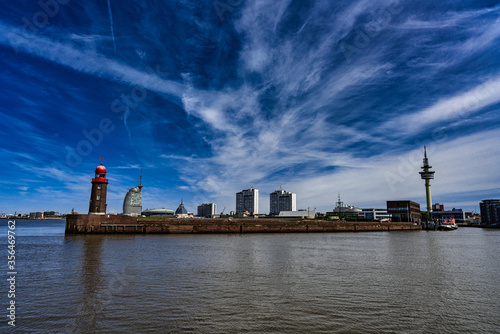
[66,215,422,234]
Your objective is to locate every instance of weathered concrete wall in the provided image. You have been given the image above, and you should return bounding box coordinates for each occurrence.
[66,216,422,234]
[66,214,139,233]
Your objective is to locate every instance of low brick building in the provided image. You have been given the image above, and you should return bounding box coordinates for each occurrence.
[387,200,421,223]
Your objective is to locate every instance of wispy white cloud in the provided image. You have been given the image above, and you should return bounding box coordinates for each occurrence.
[2,1,500,215]
[380,76,500,136]
[0,22,186,100]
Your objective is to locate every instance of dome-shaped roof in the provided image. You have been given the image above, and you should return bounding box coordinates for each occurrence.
[175,203,188,215]
[95,162,107,174]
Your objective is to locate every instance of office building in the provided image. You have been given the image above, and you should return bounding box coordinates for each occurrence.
[197,203,216,218]
[236,188,259,214]
[279,209,316,218]
[359,208,391,221]
[480,199,500,225]
[431,208,466,224]
[387,200,421,223]
[270,189,296,215]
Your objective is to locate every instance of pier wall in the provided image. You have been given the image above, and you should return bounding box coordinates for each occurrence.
[65,215,422,234]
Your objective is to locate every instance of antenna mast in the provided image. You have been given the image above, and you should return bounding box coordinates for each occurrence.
[138,168,143,188]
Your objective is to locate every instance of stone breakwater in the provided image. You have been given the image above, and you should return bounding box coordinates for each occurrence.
[65,214,422,234]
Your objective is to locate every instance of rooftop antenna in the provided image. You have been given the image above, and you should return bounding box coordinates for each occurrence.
[337,193,343,207]
[138,168,143,188]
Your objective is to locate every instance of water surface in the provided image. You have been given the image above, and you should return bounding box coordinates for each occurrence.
[1,219,499,333]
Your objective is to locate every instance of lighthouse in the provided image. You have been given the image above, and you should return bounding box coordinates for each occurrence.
[419,146,435,216]
[89,158,108,215]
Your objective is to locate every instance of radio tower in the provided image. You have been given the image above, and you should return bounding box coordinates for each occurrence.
[419,146,435,216]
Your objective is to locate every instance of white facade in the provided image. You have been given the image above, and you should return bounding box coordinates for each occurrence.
[279,209,315,218]
[359,208,391,220]
[236,188,259,214]
[270,189,296,215]
[123,186,142,217]
[197,203,216,217]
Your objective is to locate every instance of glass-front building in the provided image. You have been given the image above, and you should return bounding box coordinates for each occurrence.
[387,200,421,223]
[480,199,500,225]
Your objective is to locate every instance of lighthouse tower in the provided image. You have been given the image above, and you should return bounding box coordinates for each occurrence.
[89,158,108,215]
[419,146,435,215]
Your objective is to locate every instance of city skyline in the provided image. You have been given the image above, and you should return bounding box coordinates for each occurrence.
[1,1,500,214]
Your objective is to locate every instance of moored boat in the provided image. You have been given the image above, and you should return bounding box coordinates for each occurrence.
[438,216,458,230]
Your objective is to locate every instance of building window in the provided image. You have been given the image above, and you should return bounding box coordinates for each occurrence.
[96,206,99,211]
[97,185,101,190]
[96,195,100,200]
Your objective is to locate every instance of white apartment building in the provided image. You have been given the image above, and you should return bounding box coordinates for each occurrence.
[197,203,216,217]
[270,189,296,215]
[236,188,259,214]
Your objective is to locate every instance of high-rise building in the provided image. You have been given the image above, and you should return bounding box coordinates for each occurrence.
[269,189,296,215]
[236,188,259,214]
[480,199,500,225]
[123,169,143,216]
[89,159,108,215]
[197,203,216,217]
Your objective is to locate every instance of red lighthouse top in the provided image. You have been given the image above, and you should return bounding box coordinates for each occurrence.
[95,162,107,175]
[92,158,108,183]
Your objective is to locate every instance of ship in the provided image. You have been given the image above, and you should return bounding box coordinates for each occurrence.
[438,216,458,230]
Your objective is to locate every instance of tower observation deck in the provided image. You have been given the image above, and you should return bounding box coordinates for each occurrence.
[419,146,435,215]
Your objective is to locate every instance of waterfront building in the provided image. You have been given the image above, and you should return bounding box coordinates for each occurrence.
[141,208,174,217]
[432,203,444,212]
[269,189,296,215]
[327,194,362,218]
[236,188,259,215]
[89,159,108,215]
[123,169,143,217]
[480,199,500,225]
[465,212,481,225]
[175,200,189,216]
[387,200,421,223]
[359,208,391,221]
[278,209,315,219]
[197,203,216,218]
[44,211,60,216]
[431,208,466,224]
[29,212,44,218]
[419,146,435,215]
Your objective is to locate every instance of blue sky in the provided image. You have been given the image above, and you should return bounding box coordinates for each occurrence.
[1,0,500,215]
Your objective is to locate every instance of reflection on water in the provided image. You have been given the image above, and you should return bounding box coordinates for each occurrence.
[0,219,499,333]
[66,236,104,333]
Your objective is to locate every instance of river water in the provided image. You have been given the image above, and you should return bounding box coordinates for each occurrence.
[1,219,499,333]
